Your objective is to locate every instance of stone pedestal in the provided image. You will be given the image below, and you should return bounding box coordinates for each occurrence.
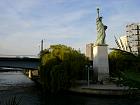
[93,45,109,82]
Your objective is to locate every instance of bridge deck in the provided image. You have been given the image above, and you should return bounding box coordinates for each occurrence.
[0,57,40,70]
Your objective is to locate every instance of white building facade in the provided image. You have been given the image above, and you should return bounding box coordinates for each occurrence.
[117,23,140,55]
[86,43,94,61]
[126,23,140,55]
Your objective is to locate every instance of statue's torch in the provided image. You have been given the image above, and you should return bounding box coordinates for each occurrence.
[97,8,100,18]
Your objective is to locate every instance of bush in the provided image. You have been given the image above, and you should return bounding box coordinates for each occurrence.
[39,44,89,92]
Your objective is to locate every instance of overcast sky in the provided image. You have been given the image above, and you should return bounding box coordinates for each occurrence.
[0,0,140,56]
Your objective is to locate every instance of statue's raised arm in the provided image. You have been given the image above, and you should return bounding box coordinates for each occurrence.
[95,8,107,45]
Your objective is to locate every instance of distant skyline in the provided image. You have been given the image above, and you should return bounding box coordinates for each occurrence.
[0,0,140,55]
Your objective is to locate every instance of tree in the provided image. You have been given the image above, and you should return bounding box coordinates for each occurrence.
[109,49,136,76]
[39,44,89,92]
[121,70,140,89]
[109,49,140,88]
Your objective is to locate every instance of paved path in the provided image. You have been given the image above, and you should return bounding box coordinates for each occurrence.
[81,84,130,90]
[70,84,139,96]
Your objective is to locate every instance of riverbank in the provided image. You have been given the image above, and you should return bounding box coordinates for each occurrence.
[32,77,140,96]
[70,84,140,96]
[28,69,140,96]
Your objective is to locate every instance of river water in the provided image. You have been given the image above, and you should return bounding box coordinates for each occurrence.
[0,71,140,105]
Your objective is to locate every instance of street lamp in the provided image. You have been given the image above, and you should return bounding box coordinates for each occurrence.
[85,65,93,87]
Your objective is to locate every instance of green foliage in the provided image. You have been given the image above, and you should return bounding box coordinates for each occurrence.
[109,49,140,88]
[121,70,140,89]
[39,44,89,92]
[109,50,137,76]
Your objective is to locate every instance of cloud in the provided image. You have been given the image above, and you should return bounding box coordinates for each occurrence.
[1,0,140,55]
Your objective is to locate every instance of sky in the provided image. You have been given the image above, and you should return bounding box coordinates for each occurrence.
[0,0,140,56]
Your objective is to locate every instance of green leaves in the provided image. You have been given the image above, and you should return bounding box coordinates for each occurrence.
[121,70,140,89]
[109,49,140,88]
[109,50,137,76]
[39,44,89,92]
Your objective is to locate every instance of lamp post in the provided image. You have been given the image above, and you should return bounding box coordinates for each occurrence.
[88,66,90,87]
[85,65,93,87]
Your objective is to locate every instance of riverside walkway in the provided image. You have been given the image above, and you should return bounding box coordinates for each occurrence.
[70,84,139,96]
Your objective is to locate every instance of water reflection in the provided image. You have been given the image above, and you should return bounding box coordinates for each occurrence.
[0,71,139,105]
[0,71,34,91]
[40,93,140,105]
[0,71,39,105]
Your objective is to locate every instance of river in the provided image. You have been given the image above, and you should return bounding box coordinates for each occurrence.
[0,71,139,105]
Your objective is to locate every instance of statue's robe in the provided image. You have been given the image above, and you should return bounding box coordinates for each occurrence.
[95,17,107,45]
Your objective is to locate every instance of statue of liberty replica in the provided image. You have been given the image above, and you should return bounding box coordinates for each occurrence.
[95,8,107,45]
[93,8,109,83]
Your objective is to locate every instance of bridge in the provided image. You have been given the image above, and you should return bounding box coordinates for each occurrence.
[0,57,40,70]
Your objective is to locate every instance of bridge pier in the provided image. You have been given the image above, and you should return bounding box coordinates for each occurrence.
[29,70,32,78]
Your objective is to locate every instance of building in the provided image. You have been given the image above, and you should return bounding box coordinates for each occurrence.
[118,35,130,52]
[126,23,140,55]
[116,23,140,55]
[86,43,94,61]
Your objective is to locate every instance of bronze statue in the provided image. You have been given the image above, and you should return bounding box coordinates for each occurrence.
[95,8,107,45]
